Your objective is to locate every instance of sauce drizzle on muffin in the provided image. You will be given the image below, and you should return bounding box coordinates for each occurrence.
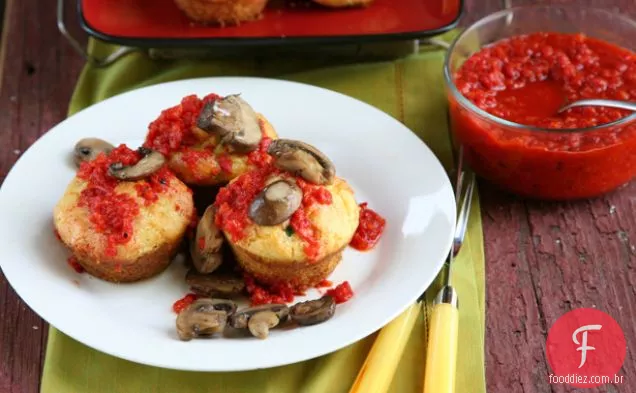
[76,145,174,256]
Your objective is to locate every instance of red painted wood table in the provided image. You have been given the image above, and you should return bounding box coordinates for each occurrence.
[0,0,634,392]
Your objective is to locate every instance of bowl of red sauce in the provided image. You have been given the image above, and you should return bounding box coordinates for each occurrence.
[444,5,636,200]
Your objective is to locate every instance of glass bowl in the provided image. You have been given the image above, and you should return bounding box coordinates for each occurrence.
[444,5,636,200]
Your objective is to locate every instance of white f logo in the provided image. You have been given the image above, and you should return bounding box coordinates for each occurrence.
[572,324,602,368]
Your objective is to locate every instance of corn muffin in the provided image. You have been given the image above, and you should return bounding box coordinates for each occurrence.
[54,144,195,283]
[214,139,360,288]
[144,93,278,187]
[174,0,268,26]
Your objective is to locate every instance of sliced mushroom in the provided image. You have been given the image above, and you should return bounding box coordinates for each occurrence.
[186,269,245,298]
[73,138,114,167]
[290,296,336,326]
[247,311,280,339]
[229,304,290,330]
[191,205,224,274]
[248,180,302,226]
[175,298,229,341]
[200,298,237,315]
[196,95,262,153]
[267,139,335,185]
[108,150,165,181]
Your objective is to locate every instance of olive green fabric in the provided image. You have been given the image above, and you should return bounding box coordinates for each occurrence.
[41,36,486,393]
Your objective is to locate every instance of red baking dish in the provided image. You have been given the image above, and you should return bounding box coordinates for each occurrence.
[78,0,463,47]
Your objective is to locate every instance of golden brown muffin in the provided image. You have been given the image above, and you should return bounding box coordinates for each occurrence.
[144,93,278,187]
[312,0,374,7]
[54,144,195,283]
[213,139,360,288]
[174,0,268,25]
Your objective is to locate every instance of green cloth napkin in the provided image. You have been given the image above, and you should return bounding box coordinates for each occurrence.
[41,36,486,393]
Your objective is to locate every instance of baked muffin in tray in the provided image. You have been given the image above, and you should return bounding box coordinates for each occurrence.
[54,143,195,283]
[212,139,360,289]
[313,0,374,8]
[174,0,269,26]
[143,93,278,187]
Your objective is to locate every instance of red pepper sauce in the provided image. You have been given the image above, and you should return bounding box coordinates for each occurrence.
[247,133,273,168]
[217,153,233,174]
[143,94,272,179]
[326,281,354,304]
[291,178,333,260]
[67,256,85,273]
[172,293,199,314]
[452,32,636,199]
[214,165,273,241]
[316,279,333,288]
[350,203,386,251]
[214,165,332,261]
[244,274,300,306]
[144,93,219,156]
[76,145,172,256]
[179,148,220,180]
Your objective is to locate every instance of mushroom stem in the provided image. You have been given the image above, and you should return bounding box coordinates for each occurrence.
[247,311,279,339]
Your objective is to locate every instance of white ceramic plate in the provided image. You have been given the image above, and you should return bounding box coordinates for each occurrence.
[0,77,455,371]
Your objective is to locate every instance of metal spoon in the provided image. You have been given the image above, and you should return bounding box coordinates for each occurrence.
[558,99,636,113]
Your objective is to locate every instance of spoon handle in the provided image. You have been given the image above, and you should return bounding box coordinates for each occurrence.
[558,99,636,113]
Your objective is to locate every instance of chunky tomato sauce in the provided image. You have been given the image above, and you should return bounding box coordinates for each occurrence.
[316,279,333,288]
[180,148,220,180]
[76,145,172,256]
[326,281,354,304]
[172,293,198,313]
[144,94,219,156]
[451,32,636,199]
[214,164,332,261]
[143,94,272,179]
[350,202,386,251]
[244,274,301,305]
[217,153,233,174]
[247,133,273,168]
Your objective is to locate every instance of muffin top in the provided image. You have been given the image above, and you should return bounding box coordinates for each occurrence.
[143,93,277,186]
[54,144,194,260]
[213,139,360,263]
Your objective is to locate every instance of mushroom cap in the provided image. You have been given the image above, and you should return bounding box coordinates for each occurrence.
[267,139,335,185]
[248,179,302,226]
[175,298,230,341]
[186,269,245,298]
[196,95,262,153]
[108,150,166,181]
[290,296,336,326]
[229,304,290,329]
[191,205,224,274]
[73,138,114,167]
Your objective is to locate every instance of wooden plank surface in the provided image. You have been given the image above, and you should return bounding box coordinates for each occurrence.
[0,1,634,393]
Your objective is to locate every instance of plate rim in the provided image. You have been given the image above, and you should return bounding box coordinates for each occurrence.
[75,0,464,48]
[0,76,457,371]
